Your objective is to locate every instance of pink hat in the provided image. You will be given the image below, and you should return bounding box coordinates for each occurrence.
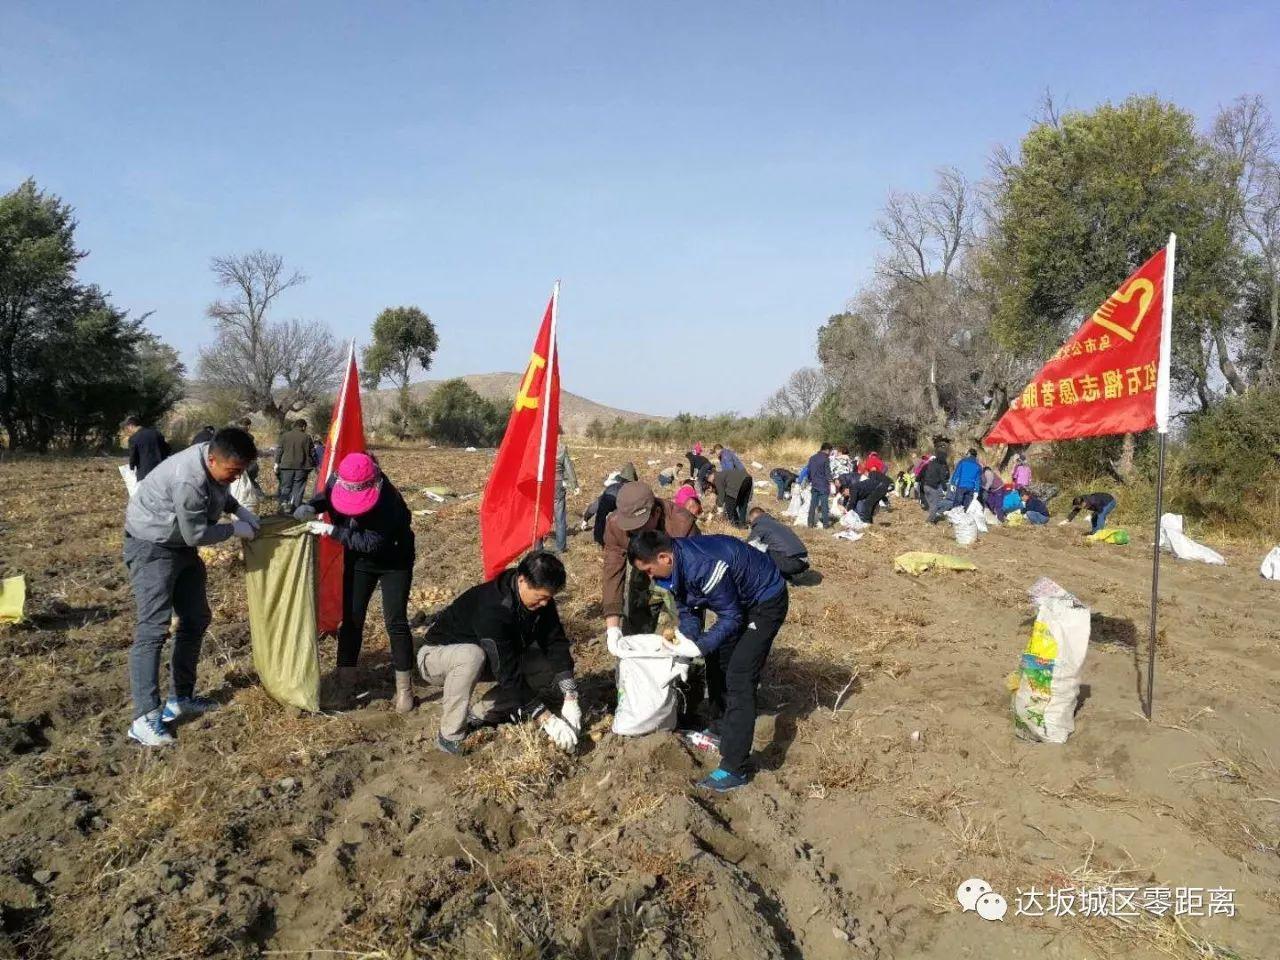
[331,452,382,516]
[692,442,703,456]
[674,485,698,510]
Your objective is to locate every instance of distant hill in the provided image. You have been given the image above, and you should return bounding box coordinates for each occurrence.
[367,372,667,434]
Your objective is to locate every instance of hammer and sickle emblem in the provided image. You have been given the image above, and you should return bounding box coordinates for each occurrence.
[514,352,546,412]
[1091,277,1155,343]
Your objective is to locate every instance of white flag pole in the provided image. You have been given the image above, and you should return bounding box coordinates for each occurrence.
[530,282,560,548]
[1144,234,1175,719]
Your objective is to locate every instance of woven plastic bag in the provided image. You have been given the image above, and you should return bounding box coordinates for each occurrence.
[242,516,320,711]
[608,633,689,736]
[1014,582,1090,743]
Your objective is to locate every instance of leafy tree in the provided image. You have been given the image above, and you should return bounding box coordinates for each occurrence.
[415,379,506,446]
[985,95,1246,407]
[197,251,342,429]
[361,306,439,433]
[0,180,184,449]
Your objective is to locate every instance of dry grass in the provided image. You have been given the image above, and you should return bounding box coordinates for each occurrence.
[463,723,575,805]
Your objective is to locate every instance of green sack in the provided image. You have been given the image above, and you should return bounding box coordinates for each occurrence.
[243,516,320,711]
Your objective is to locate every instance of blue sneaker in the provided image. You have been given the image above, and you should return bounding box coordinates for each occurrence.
[160,695,220,725]
[127,709,176,747]
[437,733,466,756]
[697,768,748,793]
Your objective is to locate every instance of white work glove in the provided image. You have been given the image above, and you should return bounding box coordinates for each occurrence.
[234,506,261,530]
[541,713,578,752]
[1058,519,1071,526]
[605,625,623,646]
[573,487,582,496]
[662,631,702,659]
[232,519,258,540]
[306,520,335,537]
[293,504,317,521]
[560,696,582,734]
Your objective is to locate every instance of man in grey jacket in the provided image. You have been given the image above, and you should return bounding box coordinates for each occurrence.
[553,431,579,553]
[123,427,261,747]
[275,418,315,511]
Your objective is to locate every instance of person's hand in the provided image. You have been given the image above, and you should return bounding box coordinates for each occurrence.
[306,520,335,537]
[605,625,623,646]
[235,506,261,530]
[573,487,582,496]
[232,519,258,540]
[541,713,578,752]
[561,695,582,734]
[662,631,702,658]
[1057,519,1070,526]
[293,504,317,521]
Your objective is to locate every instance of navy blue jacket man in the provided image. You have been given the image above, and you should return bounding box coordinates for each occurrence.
[628,532,789,791]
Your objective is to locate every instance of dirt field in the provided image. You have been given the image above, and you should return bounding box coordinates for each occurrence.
[1,446,1277,959]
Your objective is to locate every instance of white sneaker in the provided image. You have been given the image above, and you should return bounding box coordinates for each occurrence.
[128,709,176,747]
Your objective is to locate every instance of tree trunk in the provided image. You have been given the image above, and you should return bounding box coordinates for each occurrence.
[1211,327,1247,395]
[1265,280,1280,386]
[926,352,948,432]
[1114,433,1136,481]
[262,400,287,434]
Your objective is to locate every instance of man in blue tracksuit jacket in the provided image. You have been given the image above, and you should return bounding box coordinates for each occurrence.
[628,531,789,792]
[949,448,982,509]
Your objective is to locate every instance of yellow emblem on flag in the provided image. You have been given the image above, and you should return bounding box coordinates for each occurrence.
[514,352,546,412]
[1091,276,1155,343]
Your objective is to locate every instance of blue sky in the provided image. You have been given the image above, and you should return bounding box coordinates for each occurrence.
[2,2,1277,417]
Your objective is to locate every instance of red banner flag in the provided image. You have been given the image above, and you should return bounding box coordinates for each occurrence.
[985,244,1173,446]
[316,343,366,633]
[480,286,561,580]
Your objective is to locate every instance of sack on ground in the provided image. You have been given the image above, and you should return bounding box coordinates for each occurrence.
[243,516,321,711]
[945,507,978,546]
[608,633,689,736]
[1087,528,1129,545]
[1262,546,1280,581]
[1013,582,1090,743]
[1159,514,1225,565]
[965,497,989,534]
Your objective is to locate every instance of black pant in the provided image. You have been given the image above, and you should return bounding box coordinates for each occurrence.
[705,588,789,775]
[339,561,414,671]
[724,479,753,528]
[770,551,809,582]
[278,468,310,510]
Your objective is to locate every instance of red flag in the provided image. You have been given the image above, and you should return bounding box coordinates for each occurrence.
[986,245,1172,446]
[316,343,366,634]
[480,285,561,580]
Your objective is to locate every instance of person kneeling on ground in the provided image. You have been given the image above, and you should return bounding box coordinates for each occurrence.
[769,467,797,501]
[295,452,417,712]
[1064,492,1117,534]
[417,552,580,756]
[628,530,789,793]
[747,507,810,582]
[123,427,261,747]
[1019,489,1051,525]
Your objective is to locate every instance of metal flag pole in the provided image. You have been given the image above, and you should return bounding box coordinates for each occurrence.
[1144,234,1176,719]
[530,281,560,549]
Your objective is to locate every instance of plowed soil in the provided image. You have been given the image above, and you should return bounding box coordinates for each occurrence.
[0,447,1277,959]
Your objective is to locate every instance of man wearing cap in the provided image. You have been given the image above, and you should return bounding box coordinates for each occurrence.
[602,481,699,643]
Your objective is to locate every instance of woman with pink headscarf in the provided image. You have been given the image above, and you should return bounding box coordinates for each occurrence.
[295,452,417,713]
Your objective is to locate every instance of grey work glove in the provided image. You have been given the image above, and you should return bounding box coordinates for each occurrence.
[293,504,318,521]
[235,506,261,530]
[232,519,258,540]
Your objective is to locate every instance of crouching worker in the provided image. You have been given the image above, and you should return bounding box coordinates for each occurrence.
[628,531,789,793]
[295,453,417,712]
[747,507,810,582]
[124,427,261,746]
[417,552,581,756]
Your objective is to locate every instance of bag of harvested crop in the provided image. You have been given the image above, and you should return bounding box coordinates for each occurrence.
[965,497,989,534]
[1262,546,1280,581]
[608,633,689,736]
[945,507,978,546]
[243,516,320,711]
[1013,583,1089,743]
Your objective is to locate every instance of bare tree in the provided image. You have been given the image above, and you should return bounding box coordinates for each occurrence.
[762,367,828,419]
[196,251,342,429]
[1214,95,1280,384]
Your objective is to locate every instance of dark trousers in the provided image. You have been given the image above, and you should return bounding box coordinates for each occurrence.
[705,588,789,775]
[278,469,310,510]
[553,484,568,552]
[1091,501,1116,534]
[807,488,830,528]
[954,488,976,509]
[770,550,810,582]
[124,537,211,720]
[724,480,753,528]
[339,561,414,671]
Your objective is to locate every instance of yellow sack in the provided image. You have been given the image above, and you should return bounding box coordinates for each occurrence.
[0,575,26,623]
[1087,528,1130,545]
[893,551,978,576]
[243,517,320,711]
[1004,512,1027,527]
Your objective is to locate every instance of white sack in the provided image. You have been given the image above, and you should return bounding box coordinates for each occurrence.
[1159,513,1226,565]
[119,465,138,497]
[965,496,989,534]
[1261,547,1280,581]
[608,633,690,737]
[1014,591,1090,743]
